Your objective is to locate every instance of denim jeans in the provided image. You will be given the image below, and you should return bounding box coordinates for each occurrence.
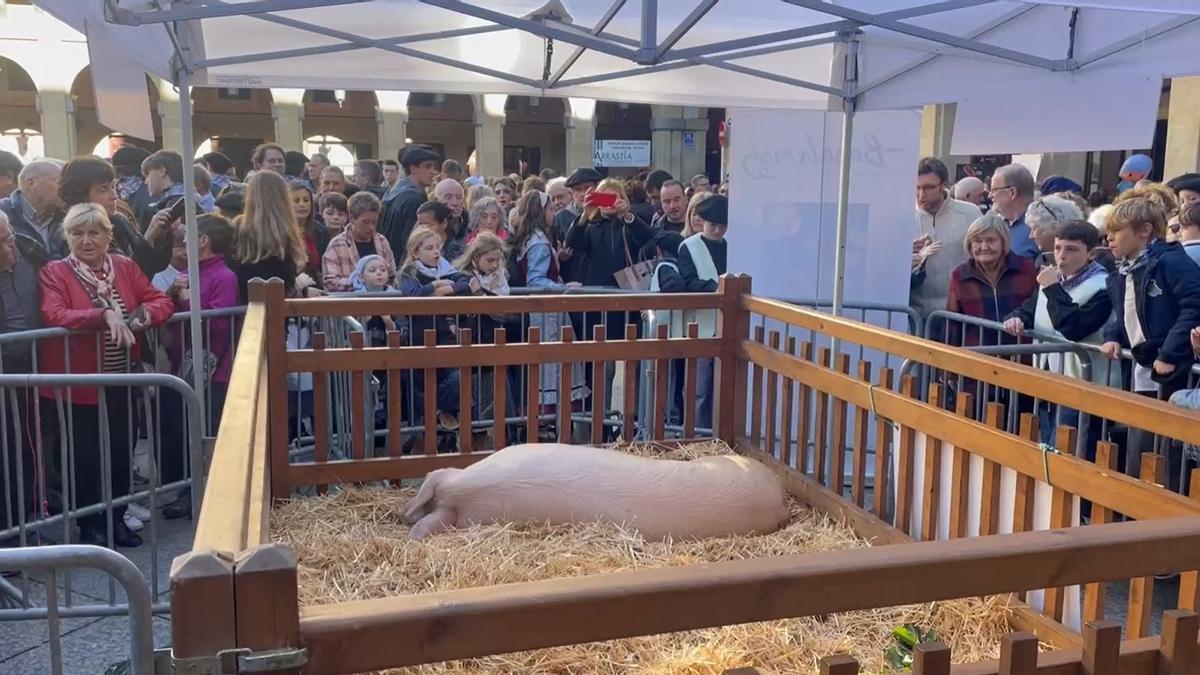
[1037,403,1101,463]
[695,357,715,434]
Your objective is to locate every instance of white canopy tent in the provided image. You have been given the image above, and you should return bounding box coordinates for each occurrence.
[32,0,1200,406]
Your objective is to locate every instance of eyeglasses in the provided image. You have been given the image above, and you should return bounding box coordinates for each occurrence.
[1033,198,1061,222]
[989,185,1015,197]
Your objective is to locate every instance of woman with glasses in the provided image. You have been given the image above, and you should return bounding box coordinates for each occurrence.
[1024,195,1084,256]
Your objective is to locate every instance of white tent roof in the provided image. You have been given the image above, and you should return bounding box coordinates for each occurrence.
[34,0,1200,151]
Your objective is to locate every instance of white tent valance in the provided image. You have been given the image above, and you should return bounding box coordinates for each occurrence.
[36,2,1200,112]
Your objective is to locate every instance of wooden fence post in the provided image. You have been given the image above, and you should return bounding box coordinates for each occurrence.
[234,543,302,674]
[716,274,751,444]
[1082,620,1121,675]
[912,641,951,675]
[258,278,290,502]
[170,551,237,668]
[999,632,1038,674]
[820,654,860,675]
[1159,609,1199,675]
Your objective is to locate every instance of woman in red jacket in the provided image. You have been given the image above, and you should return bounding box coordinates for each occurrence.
[39,203,173,548]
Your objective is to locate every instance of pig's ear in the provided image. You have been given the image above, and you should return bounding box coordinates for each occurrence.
[401,468,445,524]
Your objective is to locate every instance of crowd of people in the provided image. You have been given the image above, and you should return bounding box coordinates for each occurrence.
[5,131,1200,549]
[0,142,730,550]
[912,154,1200,488]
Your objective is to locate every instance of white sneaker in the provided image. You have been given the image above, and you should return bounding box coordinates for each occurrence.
[123,511,144,532]
[126,503,152,522]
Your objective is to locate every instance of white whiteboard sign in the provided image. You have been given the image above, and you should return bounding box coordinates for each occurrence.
[594,140,651,168]
[728,109,921,470]
[726,108,918,310]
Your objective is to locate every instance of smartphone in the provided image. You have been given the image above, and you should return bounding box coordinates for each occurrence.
[168,196,189,223]
[1037,251,1055,267]
[588,191,618,208]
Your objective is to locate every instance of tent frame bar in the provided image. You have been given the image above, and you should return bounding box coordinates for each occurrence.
[109,0,371,25]
[855,3,1036,97]
[548,0,630,86]
[654,0,719,62]
[1073,15,1200,68]
[783,0,1068,71]
[113,0,1085,94]
[640,0,658,61]
[250,11,546,89]
[418,0,642,62]
[665,0,993,61]
[196,25,509,70]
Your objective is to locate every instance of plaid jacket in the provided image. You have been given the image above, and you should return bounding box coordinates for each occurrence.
[321,230,397,292]
[946,252,1038,347]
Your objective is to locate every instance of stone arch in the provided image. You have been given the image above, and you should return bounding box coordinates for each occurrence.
[504,96,567,174]
[191,85,275,172]
[0,55,40,135]
[406,93,476,165]
[302,89,378,158]
[595,101,652,141]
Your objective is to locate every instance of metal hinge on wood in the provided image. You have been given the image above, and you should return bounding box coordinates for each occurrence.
[164,646,308,674]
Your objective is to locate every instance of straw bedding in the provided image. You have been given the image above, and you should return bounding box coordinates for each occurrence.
[271,441,1016,674]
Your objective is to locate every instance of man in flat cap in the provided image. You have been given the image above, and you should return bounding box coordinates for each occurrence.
[380,144,441,257]
[678,193,729,431]
[554,167,604,283]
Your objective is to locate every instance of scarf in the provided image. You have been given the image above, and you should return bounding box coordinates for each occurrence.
[474,267,510,295]
[65,254,118,310]
[115,176,144,201]
[412,257,459,279]
[1060,260,1107,291]
[1117,246,1151,276]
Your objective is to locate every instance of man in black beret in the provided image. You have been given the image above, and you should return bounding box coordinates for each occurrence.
[554,167,605,283]
[678,193,728,430]
[379,144,441,258]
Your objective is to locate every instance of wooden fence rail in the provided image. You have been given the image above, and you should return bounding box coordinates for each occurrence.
[717,610,1199,675]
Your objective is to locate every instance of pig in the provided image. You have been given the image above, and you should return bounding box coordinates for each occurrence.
[400,443,789,540]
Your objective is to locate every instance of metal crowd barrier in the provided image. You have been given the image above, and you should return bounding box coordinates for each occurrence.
[0,309,234,615]
[922,310,1200,486]
[0,544,157,675]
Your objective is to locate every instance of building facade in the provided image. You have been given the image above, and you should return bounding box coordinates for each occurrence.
[0,4,718,182]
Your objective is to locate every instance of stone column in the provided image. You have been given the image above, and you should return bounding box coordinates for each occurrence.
[36,91,76,159]
[1165,76,1200,179]
[650,105,709,179]
[1036,152,1090,187]
[155,79,184,153]
[269,88,306,150]
[565,97,597,171]
[919,103,975,180]
[375,91,410,162]
[473,94,506,177]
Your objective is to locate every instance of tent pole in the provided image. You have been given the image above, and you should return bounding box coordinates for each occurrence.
[177,66,206,516]
[639,0,658,62]
[831,103,854,325]
[830,33,858,355]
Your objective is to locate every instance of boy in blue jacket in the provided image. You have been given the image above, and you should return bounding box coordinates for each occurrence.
[1101,191,1200,489]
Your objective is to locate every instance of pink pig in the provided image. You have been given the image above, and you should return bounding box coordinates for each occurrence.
[400,443,789,540]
